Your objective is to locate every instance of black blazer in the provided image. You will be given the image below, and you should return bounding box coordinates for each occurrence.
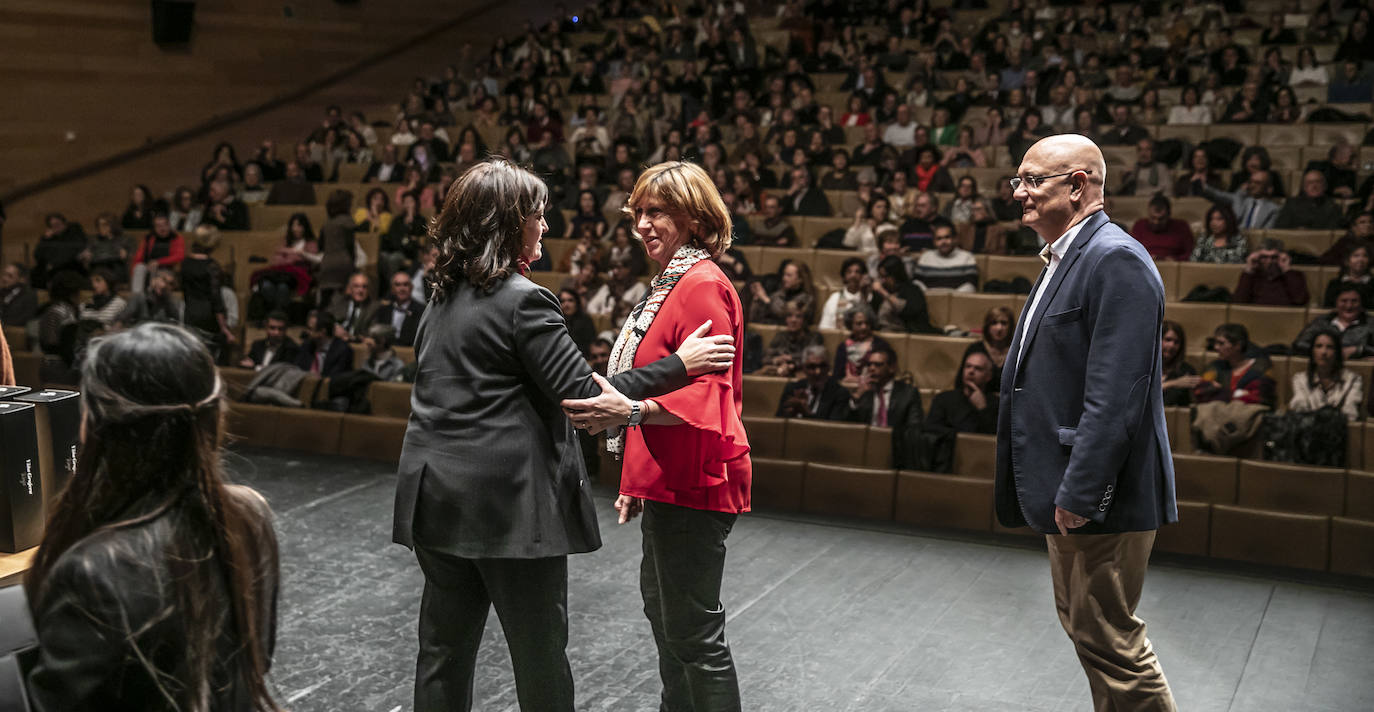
[776,377,849,420]
[842,380,924,468]
[392,274,689,559]
[25,486,277,712]
[246,336,299,368]
[294,337,352,378]
[371,300,424,346]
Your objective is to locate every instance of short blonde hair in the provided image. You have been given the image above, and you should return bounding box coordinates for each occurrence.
[623,161,733,259]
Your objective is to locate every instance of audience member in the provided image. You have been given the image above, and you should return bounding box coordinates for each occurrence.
[77,268,127,328]
[167,187,204,233]
[942,176,980,224]
[265,162,318,205]
[180,226,235,359]
[1129,195,1194,261]
[586,257,647,321]
[1199,170,1280,230]
[201,179,250,231]
[912,223,978,292]
[557,288,597,355]
[239,310,299,370]
[1274,170,1347,230]
[833,304,889,388]
[1191,205,1248,264]
[841,345,923,468]
[749,261,817,326]
[1290,327,1363,420]
[33,212,88,289]
[115,268,183,328]
[965,306,1014,383]
[372,270,424,347]
[38,271,83,360]
[353,188,393,235]
[1328,60,1373,103]
[873,255,938,333]
[120,184,158,231]
[759,304,824,377]
[241,163,269,204]
[130,213,186,293]
[1322,211,1374,266]
[1160,320,1200,407]
[1234,239,1309,306]
[1293,287,1374,360]
[82,213,133,282]
[362,324,407,382]
[783,167,832,216]
[1194,323,1277,408]
[328,271,378,342]
[1323,246,1374,309]
[294,310,351,377]
[777,344,849,419]
[1119,139,1174,197]
[1,263,39,326]
[1173,148,1224,197]
[898,193,953,252]
[819,257,873,330]
[318,190,361,305]
[363,144,405,183]
[753,193,798,246]
[924,350,999,435]
[843,196,897,255]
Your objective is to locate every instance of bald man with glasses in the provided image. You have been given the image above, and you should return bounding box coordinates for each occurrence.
[996,134,1179,711]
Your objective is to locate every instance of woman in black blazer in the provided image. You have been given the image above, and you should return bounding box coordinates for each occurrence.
[391,159,733,711]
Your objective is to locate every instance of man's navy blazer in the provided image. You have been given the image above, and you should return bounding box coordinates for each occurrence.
[994,210,1178,535]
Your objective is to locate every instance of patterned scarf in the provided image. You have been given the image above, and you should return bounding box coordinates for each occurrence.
[605,244,711,455]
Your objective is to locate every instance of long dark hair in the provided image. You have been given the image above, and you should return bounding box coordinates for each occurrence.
[25,324,279,711]
[1162,319,1187,374]
[1306,326,1345,383]
[427,158,547,298]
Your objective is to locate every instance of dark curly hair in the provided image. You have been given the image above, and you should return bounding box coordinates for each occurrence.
[427,158,548,299]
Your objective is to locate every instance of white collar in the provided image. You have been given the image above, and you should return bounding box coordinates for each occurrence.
[1039,214,1091,264]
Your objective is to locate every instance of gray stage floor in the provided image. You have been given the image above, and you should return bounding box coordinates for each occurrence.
[223,447,1374,712]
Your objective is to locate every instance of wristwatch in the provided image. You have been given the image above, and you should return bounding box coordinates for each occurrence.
[627,400,644,427]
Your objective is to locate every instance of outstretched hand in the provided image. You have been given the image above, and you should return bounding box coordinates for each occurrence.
[562,373,633,435]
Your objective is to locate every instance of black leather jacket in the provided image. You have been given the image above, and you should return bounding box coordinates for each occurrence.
[25,485,278,711]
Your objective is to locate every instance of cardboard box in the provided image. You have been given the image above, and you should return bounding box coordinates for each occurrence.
[0,402,43,553]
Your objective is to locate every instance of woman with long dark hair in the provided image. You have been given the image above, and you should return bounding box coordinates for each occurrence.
[24,323,279,711]
[392,158,733,711]
[1290,326,1363,420]
[1160,320,1200,406]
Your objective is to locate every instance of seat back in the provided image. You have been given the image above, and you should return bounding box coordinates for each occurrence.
[742,375,790,418]
[782,419,869,464]
[802,463,896,520]
[750,457,805,511]
[953,432,998,479]
[742,416,787,459]
[1172,453,1239,504]
[894,471,993,531]
[1209,504,1330,571]
[1237,459,1345,515]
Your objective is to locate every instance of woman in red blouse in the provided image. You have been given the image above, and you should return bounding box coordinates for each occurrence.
[563,161,750,711]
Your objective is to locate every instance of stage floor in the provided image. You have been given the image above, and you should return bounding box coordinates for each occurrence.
[224,447,1374,712]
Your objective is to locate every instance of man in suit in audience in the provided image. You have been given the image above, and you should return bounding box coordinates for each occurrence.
[239,311,299,370]
[777,345,849,419]
[1197,169,1281,230]
[841,344,924,467]
[997,134,1178,711]
[328,272,379,342]
[784,167,833,217]
[372,270,424,347]
[294,310,352,378]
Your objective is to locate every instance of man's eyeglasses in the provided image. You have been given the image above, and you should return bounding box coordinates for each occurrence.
[804,362,828,371]
[1009,169,1092,191]
[862,360,889,369]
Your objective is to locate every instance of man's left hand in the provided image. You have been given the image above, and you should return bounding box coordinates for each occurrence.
[1054,506,1089,536]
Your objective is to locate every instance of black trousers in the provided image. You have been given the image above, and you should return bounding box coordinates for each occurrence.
[640,500,741,712]
[412,547,574,712]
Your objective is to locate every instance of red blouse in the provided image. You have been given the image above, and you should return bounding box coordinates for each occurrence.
[620,260,752,513]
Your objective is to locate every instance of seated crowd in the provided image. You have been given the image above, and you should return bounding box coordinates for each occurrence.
[3,0,1374,462]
